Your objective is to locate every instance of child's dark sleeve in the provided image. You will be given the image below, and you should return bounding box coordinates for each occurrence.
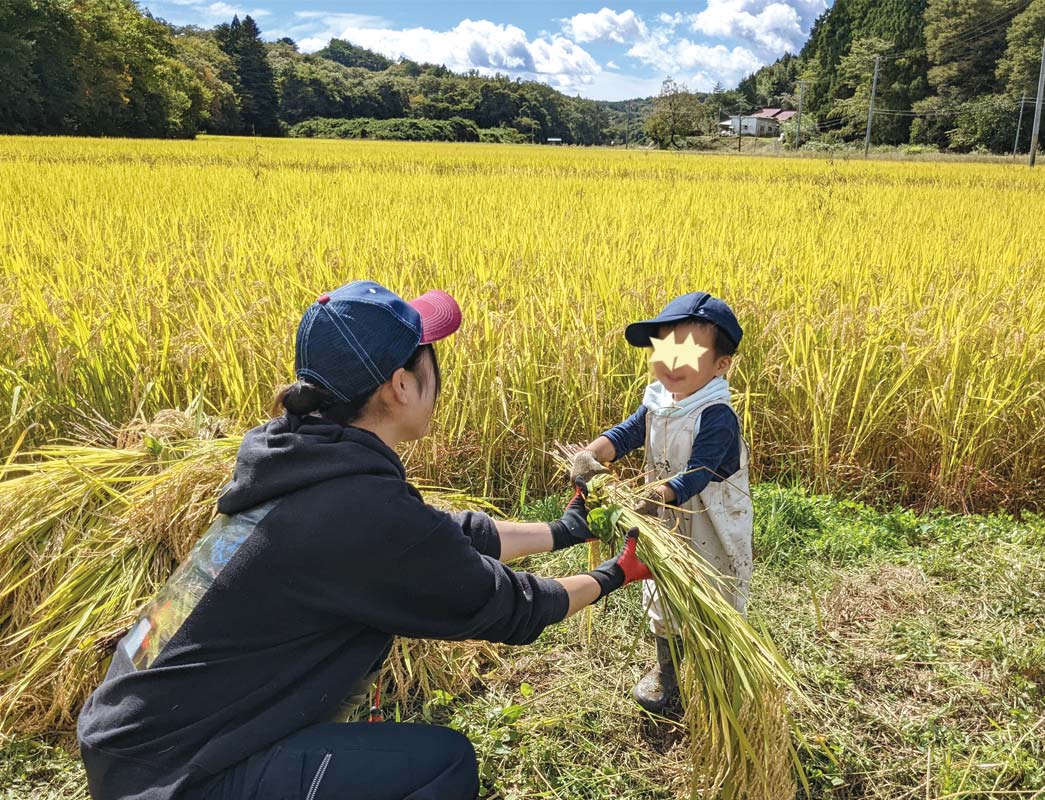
[667,405,740,505]
[600,404,648,460]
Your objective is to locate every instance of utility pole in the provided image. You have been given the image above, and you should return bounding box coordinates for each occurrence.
[625,101,630,149]
[1013,91,1026,158]
[1029,33,1045,167]
[795,81,805,149]
[738,108,743,153]
[864,55,881,158]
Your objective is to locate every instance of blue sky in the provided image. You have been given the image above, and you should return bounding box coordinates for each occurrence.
[143,0,833,100]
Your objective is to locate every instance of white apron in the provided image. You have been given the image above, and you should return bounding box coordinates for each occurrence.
[642,386,754,633]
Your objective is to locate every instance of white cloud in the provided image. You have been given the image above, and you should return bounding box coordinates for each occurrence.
[657,12,686,28]
[689,0,825,53]
[301,18,601,90]
[151,0,830,98]
[627,32,762,88]
[562,8,647,44]
[203,2,268,19]
[602,1,824,90]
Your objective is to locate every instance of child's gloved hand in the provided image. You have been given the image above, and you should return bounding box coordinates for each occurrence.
[632,486,667,517]
[632,496,660,516]
[571,449,610,482]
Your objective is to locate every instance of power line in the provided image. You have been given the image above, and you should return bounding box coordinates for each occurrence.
[870,99,1038,117]
[879,0,1033,62]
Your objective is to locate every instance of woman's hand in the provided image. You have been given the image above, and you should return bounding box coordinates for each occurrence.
[586,528,653,599]
[548,479,594,551]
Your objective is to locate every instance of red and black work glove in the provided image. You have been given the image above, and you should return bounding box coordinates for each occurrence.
[548,478,595,551]
[587,527,654,599]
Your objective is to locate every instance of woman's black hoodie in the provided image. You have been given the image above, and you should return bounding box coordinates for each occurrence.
[76,414,569,800]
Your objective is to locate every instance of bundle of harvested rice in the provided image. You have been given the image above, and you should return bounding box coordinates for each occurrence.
[0,414,500,736]
[559,451,808,799]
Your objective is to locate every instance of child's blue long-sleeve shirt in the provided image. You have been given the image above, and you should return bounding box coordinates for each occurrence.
[600,403,740,505]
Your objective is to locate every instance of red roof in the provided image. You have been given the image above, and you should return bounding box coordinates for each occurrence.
[752,108,797,121]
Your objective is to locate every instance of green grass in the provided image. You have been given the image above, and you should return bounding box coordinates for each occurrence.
[2,485,1043,799]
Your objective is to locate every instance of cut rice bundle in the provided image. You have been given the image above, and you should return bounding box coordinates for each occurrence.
[561,448,808,799]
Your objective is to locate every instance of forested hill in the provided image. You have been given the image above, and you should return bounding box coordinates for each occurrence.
[0,0,626,144]
[739,0,1045,152]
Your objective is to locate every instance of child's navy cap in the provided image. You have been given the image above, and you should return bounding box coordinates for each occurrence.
[295,280,461,402]
[625,292,743,349]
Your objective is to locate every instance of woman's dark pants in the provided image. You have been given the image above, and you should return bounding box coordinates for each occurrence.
[188,722,479,800]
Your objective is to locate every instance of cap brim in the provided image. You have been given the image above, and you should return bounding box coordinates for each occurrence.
[409,290,462,345]
[624,313,693,347]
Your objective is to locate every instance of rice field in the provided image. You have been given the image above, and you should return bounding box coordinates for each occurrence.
[2,136,1044,510]
[2,135,1045,798]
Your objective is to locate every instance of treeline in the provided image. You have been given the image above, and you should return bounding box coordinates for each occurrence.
[740,0,1045,153]
[1,0,615,143]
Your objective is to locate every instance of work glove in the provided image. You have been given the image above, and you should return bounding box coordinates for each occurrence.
[587,528,654,599]
[631,487,662,517]
[548,478,595,551]
[571,449,610,483]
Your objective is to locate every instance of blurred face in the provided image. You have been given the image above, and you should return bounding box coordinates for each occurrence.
[650,321,732,399]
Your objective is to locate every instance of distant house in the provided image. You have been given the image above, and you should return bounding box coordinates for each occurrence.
[546,137,563,145]
[718,107,796,137]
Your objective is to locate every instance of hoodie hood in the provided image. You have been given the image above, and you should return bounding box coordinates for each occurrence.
[217,414,406,515]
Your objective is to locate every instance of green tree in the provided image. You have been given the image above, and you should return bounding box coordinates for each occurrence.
[796,0,929,142]
[0,0,80,134]
[70,0,205,137]
[316,39,393,72]
[645,78,701,148]
[828,37,893,139]
[949,93,1023,151]
[924,0,1011,100]
[997,0,1045,97]
[913,0,1027,150]
[173,27,240,134]
[217,15,279,135]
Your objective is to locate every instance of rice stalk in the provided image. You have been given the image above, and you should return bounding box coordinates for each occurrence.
[559,452,809,799]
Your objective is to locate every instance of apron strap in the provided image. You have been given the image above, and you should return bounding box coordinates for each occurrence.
[686,399,750,471]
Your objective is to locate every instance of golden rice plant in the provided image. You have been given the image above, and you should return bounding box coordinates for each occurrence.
[557,451,808,800]
[2,136,1043,512]
[0,412,501,736]
[2,135,1045,513]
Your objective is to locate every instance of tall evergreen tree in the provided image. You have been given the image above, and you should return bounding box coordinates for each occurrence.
[217,14,280,135]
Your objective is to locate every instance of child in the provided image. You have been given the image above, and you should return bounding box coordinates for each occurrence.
[571,291,753,713]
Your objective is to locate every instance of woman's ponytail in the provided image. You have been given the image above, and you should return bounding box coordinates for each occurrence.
[271,380,377,426]
[274,381,332,416]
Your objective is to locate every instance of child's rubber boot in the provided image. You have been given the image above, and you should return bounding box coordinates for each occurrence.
[631,635,680,713]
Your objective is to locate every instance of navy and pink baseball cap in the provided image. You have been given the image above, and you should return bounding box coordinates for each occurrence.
[295,280,461,402]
